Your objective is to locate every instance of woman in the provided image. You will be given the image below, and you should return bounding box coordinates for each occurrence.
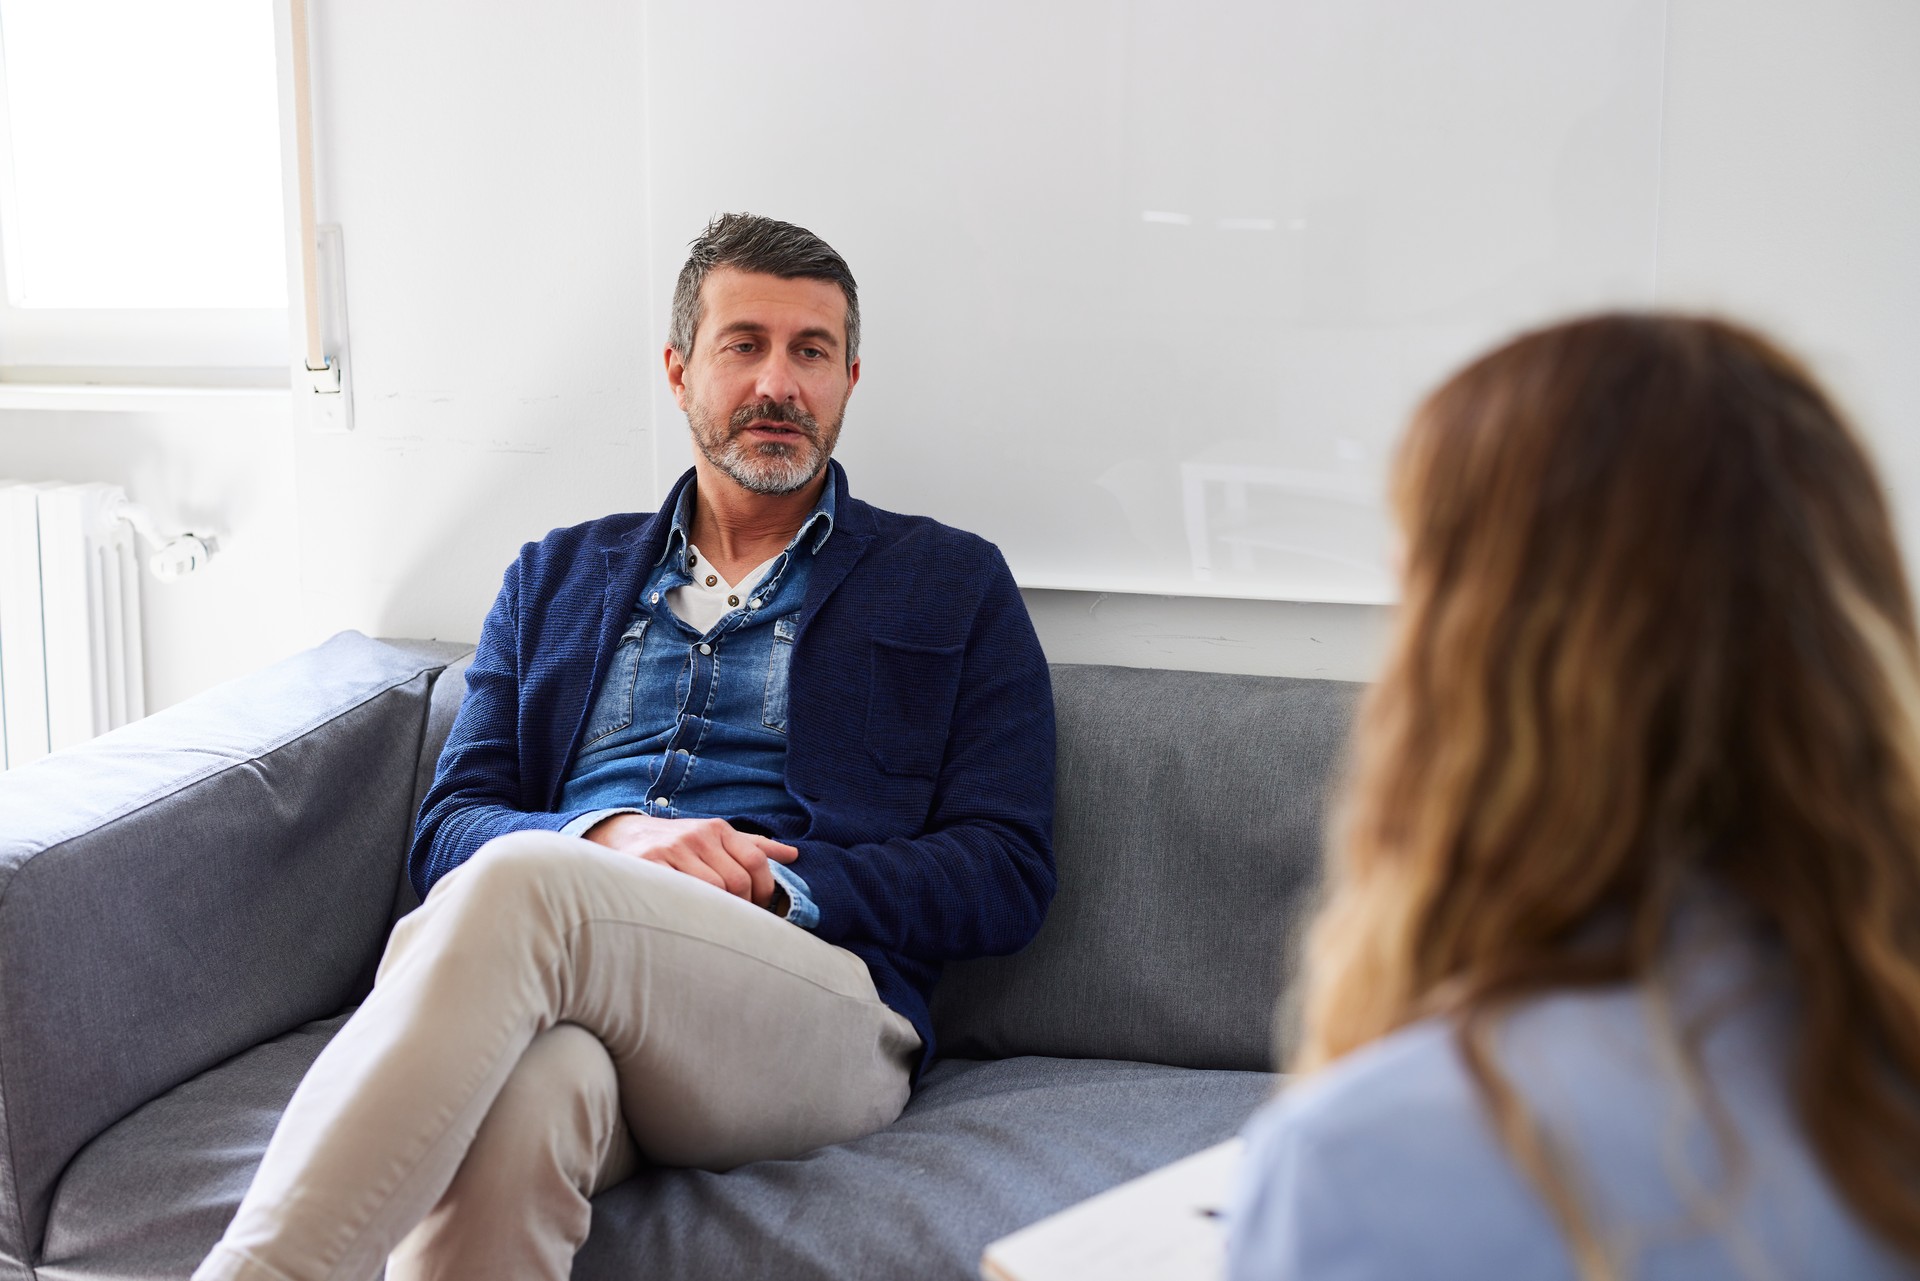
[1228,314,1920,1280]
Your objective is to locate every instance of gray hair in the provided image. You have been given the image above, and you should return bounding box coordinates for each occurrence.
[668,213,860,367]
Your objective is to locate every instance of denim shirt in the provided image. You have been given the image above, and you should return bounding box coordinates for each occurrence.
[555,480,832,927]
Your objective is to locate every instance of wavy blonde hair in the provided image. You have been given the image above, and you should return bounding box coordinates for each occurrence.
[1293,314,1920,1275]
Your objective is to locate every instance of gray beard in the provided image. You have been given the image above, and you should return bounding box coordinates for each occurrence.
[688,401,837,495]
[698,432,824,495]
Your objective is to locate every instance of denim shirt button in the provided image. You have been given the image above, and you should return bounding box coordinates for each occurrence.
[649,592,660,604]
[748,599,761,610]
[698,642,712,654]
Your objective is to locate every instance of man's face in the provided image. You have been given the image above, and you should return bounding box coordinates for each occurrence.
[666,267,860,496]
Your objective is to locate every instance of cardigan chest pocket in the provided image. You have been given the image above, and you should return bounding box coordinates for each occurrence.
[581,617,652,748]
[865,638,964,778]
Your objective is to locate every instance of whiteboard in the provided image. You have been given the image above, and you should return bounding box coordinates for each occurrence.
[642,0,1668,603]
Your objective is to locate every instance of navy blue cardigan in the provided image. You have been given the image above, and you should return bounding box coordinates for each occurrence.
[410,463,1057,1068]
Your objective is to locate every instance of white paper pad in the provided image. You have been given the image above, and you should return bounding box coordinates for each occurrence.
[980,1139,1243,1281]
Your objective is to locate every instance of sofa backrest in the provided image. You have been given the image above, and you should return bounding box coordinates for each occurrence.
[930,664,1360,1072]
[417,658,1360,1077]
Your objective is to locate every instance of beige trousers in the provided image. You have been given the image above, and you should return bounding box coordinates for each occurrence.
[194,830,921,1281]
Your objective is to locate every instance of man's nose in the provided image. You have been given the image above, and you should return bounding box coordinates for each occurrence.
[754,352,801,404]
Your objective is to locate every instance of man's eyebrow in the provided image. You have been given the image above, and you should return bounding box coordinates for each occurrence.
[792,327,841,349]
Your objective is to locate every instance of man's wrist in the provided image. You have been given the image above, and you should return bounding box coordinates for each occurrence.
[563,807,643,841]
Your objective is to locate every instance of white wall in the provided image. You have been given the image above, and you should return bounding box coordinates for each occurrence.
[1022,590,1388,681]
[2,0,1916,708]
[288,0,653,648]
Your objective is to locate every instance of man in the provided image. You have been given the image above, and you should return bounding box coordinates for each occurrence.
[196,214,1056,1281]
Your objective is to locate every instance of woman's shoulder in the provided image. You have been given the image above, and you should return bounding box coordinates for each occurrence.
[1263,1014,1478,1141]
[1229,983,1914,1280]
[1231,1014,1576,1281]
[1262,959,1786,1166]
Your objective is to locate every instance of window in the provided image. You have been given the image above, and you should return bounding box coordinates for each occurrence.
[0,0,287,375]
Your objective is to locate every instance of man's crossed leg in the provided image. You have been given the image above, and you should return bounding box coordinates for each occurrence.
[195,831,920,1281]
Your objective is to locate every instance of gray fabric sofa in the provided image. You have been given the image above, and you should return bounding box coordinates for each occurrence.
[0,631,1358,1280]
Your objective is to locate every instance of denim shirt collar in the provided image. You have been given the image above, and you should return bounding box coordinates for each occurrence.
[654,473,837,570]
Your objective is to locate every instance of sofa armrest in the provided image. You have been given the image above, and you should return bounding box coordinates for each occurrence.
[0,631,467,1276]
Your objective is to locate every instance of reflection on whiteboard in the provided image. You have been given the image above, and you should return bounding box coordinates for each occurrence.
[1180,444,1392,602]
[642,0,1667,602]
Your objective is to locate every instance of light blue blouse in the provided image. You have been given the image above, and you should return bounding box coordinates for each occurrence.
[1227,931,1915,1280]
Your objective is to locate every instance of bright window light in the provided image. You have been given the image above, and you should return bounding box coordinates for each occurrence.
[0,0,285,310]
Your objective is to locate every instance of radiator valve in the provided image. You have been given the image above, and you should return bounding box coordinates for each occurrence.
[149,533,219,581]
[105,495,220,581]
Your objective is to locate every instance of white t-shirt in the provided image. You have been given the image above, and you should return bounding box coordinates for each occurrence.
[665,544,779,633]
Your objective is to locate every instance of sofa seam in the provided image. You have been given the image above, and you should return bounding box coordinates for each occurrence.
[0,653,452,1271]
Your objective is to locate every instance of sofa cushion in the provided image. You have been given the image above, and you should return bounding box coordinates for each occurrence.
[35,1014,352,1280]
[37,1020,1270,1281]
[931,664,1361,1073]
[577,1055,1271,1281]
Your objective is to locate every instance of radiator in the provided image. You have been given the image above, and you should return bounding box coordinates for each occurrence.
[0,481,145,769]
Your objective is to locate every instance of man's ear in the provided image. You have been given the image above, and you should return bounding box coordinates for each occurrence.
[664,343,690,410]
[846,357,861,394]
